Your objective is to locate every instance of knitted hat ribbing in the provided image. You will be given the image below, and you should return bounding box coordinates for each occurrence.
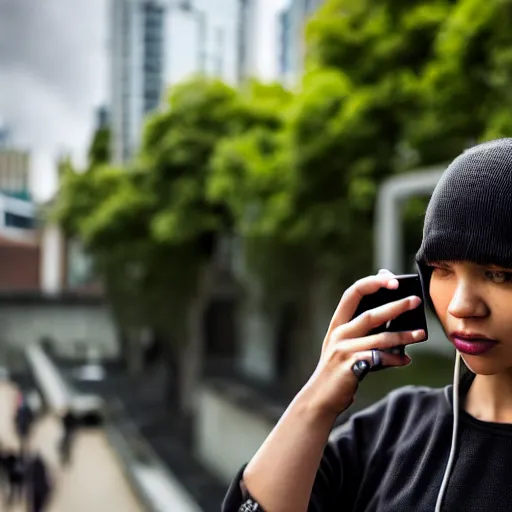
[416,138,512,306]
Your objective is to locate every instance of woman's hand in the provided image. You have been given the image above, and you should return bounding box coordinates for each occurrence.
[303,269,426,418]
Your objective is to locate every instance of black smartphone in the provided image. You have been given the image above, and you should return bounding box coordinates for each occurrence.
[351,274,428,357]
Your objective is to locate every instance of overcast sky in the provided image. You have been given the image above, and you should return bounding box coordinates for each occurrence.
[0,0,288,202]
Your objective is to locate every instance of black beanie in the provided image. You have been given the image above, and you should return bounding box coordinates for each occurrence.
[416,138,512,307]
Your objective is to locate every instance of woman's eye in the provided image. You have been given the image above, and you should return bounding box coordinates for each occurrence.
[485,270,512,283]
[429,264,452,276]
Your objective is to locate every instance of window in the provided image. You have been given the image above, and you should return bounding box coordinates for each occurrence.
[4,212,34,229]
[144,94,160,113]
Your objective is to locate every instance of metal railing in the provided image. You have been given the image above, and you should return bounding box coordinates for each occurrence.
[24,343,105,419]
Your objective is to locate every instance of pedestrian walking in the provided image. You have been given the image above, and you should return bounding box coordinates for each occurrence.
[14,393,34,454]
[4,450,26,506]
[27,452,53,512]
[59,408,78,466]
[0,442,8,499]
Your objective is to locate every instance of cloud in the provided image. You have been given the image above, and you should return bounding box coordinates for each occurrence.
[0,0,285,201]
[0,0,107,201]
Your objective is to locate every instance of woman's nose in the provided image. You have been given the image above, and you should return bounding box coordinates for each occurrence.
[447,282,488,318]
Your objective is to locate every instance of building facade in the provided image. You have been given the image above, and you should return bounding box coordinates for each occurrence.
[110,0,251,164]
[278,0,324,87]
[0,194,36,235]
[0,192,39,292]
[0,149,31,202]
[0,130,34,240]
[96,105,110,130]
[184,0,244,85]
[279,7,293,83]
[236,0,257,84]
[0,123,10,149]
[110,0,166,164]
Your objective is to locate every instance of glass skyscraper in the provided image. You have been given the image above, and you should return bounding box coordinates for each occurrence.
[278,0,324,86]
[110,0,166,164]
[110,0,251,164]
[143,2,165,114]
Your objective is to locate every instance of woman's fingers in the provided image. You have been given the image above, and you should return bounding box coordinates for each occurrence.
[328,347,411,374]
[329,274,398,328]
[350,349,411,369]
[325,328,424,370]
[339,295,422,339]
[340,328,426,355]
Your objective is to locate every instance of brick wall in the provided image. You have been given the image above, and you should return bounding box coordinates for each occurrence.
[0,236,40,291]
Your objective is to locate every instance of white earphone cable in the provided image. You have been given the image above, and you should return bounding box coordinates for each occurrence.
[434,351,461,512]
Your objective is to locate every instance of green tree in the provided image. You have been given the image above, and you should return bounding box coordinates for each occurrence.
[296,0,512,278]
[56,77,251,415]
[300,0,446,278]
[210,80,325,388]
[87,126,110,168]
[52,132,155,373]
[208,0,466,385]
[406,0,512,160]
[54,0,512,403]
[297,0,512,349]
[130,77,246,413]
[209,80,296,284]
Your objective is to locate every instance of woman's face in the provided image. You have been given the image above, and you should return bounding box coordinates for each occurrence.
[429,260,512,375]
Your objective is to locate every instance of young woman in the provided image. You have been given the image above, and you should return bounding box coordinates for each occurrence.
[222,138,512,512]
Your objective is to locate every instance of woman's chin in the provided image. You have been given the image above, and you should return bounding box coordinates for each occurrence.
[460,354,504,376]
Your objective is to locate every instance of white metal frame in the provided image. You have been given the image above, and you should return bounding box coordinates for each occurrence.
[374,164,455,356]
[374,165,447,274]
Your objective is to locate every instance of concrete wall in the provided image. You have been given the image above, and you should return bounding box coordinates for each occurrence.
[0,301,119,359]
[40,224,64,295]
[238,300,277,382]
[231,237,278,383]
[195,385,275,484]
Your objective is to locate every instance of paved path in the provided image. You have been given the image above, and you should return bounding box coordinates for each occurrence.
[0,383,143,512]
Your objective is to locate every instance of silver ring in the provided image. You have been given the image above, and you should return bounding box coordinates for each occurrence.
[351,360,371,381]
[371,349,381,368]
[352,350,382,381]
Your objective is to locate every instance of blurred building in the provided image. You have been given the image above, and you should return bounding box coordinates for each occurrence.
[279,7,293,85]
[0,179,39,292]
[38,209,102,297]
[0,127,116,362]
[0,193,39,292]
[0,122,10,148]
[0,235,39,292]
[0,130,100,295]
[0,145,31,202]
[278,0,323,87]
[0,129,35,238]
[0,216,118,362]
[110,0,251,164]
[0,194,36,237]
[0,125,38,291]
[96,105,110,130]
[236,0,257,83]
[169,0,248,85]
[110,0,166,164]
[196,0,253,85]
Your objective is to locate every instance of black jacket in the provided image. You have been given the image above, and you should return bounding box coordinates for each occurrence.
[223,375,512,511]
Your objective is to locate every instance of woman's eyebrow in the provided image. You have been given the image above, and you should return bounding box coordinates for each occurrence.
[484,264,512,271]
